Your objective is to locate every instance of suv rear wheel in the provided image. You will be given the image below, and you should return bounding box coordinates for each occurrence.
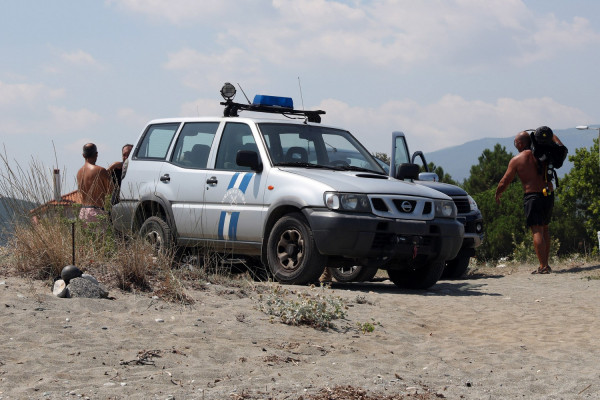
[387,260,445,289]
[331,265,378,283]
[139,216,173,255]
[267,213,326,284]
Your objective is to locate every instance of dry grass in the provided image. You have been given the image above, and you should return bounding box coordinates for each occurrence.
[0,156,264,303]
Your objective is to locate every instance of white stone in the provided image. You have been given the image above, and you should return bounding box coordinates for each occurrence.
[53,280,68,298]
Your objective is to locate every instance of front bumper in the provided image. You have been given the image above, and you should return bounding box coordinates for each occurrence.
[305,208,464,263]
[456,210,484,249]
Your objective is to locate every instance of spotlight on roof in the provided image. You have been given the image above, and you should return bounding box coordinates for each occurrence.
[220,82,236,101]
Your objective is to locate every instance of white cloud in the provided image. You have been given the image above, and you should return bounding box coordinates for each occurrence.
[48,106,102,133]
[179,98,224,118]
[61,50,103,69]
[0,81,64,107]
[116,108,151,129]
[164,48,265,90]
[512,16,600,65]
[106,0,253,24]
[137,0,600,73]
[317,95,589,154]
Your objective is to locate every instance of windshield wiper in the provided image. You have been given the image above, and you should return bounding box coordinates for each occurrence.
[273,162,343,170]
[337,165,387,175]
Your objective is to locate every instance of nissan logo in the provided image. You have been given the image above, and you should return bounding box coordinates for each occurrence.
[400,200,413,212]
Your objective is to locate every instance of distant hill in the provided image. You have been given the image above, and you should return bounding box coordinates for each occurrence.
[0,197,37,246]
[424,127,598,183]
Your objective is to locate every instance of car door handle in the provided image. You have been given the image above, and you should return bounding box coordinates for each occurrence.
[160,174,170,182]
[206,176,218,185]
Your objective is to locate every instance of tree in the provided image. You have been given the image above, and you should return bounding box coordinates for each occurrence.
[474,183,526,260]
[374,152,390,164]
[556,138,600,252]
[463,144,513,194]
[419,162,457,185]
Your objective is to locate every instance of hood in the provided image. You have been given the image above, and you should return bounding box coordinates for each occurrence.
[281,168,451,199]
[417,181,468,197]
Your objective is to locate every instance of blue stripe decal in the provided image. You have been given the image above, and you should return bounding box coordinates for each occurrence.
[227,172,240,190]
[218,211,226,240]
[239,173,253,193]
[229,212,240,240]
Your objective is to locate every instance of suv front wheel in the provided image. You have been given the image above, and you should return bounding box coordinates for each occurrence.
[139,216,173,255]
[387,260,445,289]
[267,213,326,285]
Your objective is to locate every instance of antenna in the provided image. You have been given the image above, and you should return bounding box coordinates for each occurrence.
[52,140,59,169]
[237,83,252,104]
[298,76,305,111]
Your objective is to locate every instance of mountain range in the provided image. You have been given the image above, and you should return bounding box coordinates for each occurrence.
[422,127,598,183]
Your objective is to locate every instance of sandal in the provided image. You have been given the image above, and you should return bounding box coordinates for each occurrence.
[531,266,552,274]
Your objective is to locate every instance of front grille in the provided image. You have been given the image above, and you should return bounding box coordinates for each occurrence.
[392,199,417,213]
[452,198,470,214]
[371,198,389,212]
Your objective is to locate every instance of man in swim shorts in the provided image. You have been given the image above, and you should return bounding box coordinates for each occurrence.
[77,143,113,224]
[495,130,564,274]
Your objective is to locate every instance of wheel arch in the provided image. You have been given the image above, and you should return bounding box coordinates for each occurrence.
[261,204,305,265]
[133,195,178,240]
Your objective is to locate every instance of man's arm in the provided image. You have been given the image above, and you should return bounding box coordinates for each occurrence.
[552,134,564,146]
[495,158,517,204]
[107,161,123,172]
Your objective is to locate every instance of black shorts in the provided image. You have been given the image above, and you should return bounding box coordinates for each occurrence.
[523,192,554,227]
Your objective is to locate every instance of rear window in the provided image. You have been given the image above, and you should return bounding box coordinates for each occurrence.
[135,123,180,160]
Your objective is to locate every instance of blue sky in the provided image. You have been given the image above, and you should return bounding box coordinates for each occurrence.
[1,0,599,191]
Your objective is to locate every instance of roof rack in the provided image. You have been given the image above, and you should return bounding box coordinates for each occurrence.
[221,100,325,123]
[218,83,325,123]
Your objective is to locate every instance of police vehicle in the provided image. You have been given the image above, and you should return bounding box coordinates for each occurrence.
[111,83,464,289]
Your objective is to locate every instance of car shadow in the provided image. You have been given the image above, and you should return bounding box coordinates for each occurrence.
[553,263,600,274]
[327,279,501,297]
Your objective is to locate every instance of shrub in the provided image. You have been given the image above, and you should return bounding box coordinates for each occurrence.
[257,285,347,330]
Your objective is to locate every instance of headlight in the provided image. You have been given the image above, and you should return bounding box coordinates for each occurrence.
[434,200,457,218]
[467,195,478,211]
[324,192,372,213]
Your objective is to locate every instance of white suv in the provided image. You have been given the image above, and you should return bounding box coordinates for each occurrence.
[112,83,464,288]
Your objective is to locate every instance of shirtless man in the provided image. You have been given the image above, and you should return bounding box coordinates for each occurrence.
[77,143,113,223]
[107,144,133,205]
[495,130,564,274]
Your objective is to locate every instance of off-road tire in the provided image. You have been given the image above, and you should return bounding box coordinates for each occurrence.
[330,265,378,283]
[139,216,173,255]
[387,260,445,290]
[442,253,471,280]
[267,213,326,285]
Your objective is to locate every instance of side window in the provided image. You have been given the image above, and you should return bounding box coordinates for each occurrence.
[393,136,410,166]
[135,123,180,160]
[215,123,257,170]
[171,122,219,168]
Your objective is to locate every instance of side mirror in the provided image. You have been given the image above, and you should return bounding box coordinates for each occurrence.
[418,172,439,182]
[396,163,420,180]
[236,150,263,172]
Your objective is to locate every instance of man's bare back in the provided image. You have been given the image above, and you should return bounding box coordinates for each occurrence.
[495,131,552,203]
[77,143,112,209]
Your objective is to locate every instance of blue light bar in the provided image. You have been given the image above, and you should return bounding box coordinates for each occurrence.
[252,95,293,109]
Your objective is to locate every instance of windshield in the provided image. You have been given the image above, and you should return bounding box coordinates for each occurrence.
[257,123,386,174]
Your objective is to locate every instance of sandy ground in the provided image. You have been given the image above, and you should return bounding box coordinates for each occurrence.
[1,262,600,400]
